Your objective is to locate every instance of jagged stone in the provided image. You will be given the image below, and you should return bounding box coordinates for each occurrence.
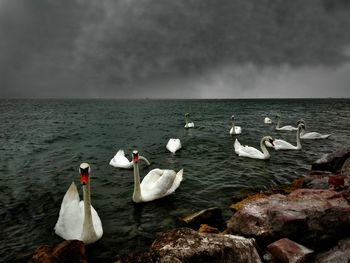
[150,227,262,263]
[227,188,350,249]
[30,240,87,263]
[267,238,313,263]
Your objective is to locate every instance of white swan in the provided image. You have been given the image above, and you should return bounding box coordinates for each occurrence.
[166,138,182,154]
[229,115,242,135]
[300,127,331,139]
[275,115,298,131]
[131,150,183,203]
[234,136,274,160]
[184,113,195,128]
[266,123,304,150]
[54,163,103,244]
[264,117,272,124]
[109,149,150,169]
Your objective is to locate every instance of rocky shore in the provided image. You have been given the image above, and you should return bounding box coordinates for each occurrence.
[19,147,350,263]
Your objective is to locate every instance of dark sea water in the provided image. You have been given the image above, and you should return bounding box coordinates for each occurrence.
[0,99,349,262]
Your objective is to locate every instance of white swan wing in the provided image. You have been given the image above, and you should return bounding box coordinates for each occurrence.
[185,122,195,128]
[235,126,242,134]
[277,125,298,131]
[264,117,272,124]
[55,183,83,240]
[273,139,297,150]
[165,169,183,196]
[234,138,242,153]
[140,169,177,201]
[301,132,331,139]
[109,149,132,168]
[237,145,264,158]
[166,139,182,153]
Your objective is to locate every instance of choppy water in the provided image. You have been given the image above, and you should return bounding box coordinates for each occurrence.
[1,99,349,262]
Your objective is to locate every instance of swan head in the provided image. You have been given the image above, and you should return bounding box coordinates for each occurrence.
[185,113,190,117]
[297,122,305,129]
[132,150,139,163]
[231,115,235,120]
[274,114,280,119]
[79,163,91,185]
[264,136,274,146]
[297,119,305,125]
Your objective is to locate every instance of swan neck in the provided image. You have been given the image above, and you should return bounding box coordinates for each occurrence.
[260,138,270,159]
[296,127,302,149]
[276,118,280,128]
[82,183,96,239]
[231,120,235,128]
[185,116,188,125]
[139,156,150,166]
[133,162,142,202]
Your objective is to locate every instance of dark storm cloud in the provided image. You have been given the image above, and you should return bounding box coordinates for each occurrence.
[1,0,350,98]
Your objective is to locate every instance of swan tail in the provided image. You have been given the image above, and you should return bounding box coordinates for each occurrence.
[166,169,183,195]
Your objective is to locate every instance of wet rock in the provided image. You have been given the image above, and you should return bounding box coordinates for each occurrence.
[303,171,349,190]
[311,147,350,173]
[179,207,224,230]
[227,188,350,249]
[311,237,350,263]
[150,227,262,263]
[267,238,313,263]
[30,240,87,263]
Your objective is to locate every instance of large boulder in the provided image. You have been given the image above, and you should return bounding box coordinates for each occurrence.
[311,237,350,263]
[227,189,350,249]
[311,147,350,174]
[149,227,262,263]
[30,240,87,263]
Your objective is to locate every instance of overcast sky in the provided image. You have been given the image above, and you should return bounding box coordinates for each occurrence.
[1,0,350,98]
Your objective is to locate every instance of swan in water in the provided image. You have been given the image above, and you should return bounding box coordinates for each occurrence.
[184,113,195,128]
[266,123,304,150]
[264,117,272,124]
[296,120,331,139]
[229,115,242,135]
[54,163,103,244]
[275,114,298,131]
[234,136,275,160]
[166,138,182,154]
[109,149,150,169]
[131,150,183,203]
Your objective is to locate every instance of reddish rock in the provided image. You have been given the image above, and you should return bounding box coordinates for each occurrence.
[227,188,350,249]
[303,171,349,190]
[30,240,87,263]
[267,238,313,263]
[150,227,262,263]
[311,237,350,263]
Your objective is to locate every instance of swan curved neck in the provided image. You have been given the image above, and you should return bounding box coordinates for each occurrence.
[82,183,97,240]
[260,138,270,159]
[276,118,281,129]
[185,116,189,125]
[132,162,142,203]
[231,120,235,128]
[296,127,302,149]
[139,156,150,166]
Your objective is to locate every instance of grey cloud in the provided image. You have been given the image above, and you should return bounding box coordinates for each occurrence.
[1,0,350,98]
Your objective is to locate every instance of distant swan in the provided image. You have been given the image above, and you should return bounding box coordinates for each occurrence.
[234,136,274,160]
[166,138,182,154]
[275,114,298,131]
[229,115,242,135]
[266,123,304,150]
[184,113,195,128]
[54,163,103,244]
[131,150,183,203]
[109,149,150,169]
[297,120,331,139]
[264,117,272,124]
